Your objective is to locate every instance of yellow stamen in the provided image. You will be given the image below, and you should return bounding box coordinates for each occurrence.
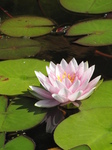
[57,72,75,83]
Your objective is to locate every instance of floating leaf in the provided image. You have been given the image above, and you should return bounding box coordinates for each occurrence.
[0,96,46,132]
[70,145,91,150]
[0,16,54,37]
[0,135,35,150]
[0,59,49,95]
[80,80,112,111]
[66,19,112,46]
[54,107,112,150]
[60,0,112,14]
[0,133,5,148]
[0,38,41,59]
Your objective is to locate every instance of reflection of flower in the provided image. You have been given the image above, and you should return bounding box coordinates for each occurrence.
[30,58,101,108]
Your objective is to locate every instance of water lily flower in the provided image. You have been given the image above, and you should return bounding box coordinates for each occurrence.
[30,58,101,108]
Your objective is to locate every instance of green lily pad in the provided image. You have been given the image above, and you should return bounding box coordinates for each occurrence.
[0,59,49,95]
[0,16,54,37]
[54,107,112,150]
[0,96,46,132]
[0,135,35,150]
[0,38,41,59]
[80,80,112,111]
[60,0,112,14]
[0,133,5,148]
[70,145,91,150]
[66,19,112,46]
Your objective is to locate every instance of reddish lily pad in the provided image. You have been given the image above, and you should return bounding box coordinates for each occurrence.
[0,16,54,37]
[60,0,112,14]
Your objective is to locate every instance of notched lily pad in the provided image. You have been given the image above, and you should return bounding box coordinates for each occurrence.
[0,59,49,95]
[66,19,112,46]
[1,135,35,150]
[0,16,54,37]
[0,38,41,59]
[54,107,112,150]
[60,0,112,14]
[0,96,46,132]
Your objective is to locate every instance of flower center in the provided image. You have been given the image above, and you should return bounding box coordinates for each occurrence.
[57,72,75,83]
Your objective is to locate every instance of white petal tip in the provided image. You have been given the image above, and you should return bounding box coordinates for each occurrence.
[29,86,33,89]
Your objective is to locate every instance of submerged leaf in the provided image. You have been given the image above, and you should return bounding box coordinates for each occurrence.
[0,38,41,59]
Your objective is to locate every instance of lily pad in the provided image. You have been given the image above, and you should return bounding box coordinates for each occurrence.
[54,107,112,150]
[0,16,54,37]
[80,80,112,111]
[0,59,49,95]
[70,145,91,150]
[60,0,112,14]
[0,38,41,59]
[0,135,35,150]
[66,19,112,46]
[0,133,5,148]
[0,96,46,132]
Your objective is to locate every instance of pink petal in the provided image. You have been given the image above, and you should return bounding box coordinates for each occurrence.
[35,99,60,108]
[49,61,56,72]
[70,58,78,70]
[76,79,88,92]
[46,66,51,76]
[42,81,59,93]
[54,80,66,89]
[62,78,72,88]
[68,91,82,101]
[35,71,50,88]
[81,65,95,83]
[84,61,89,71]
[56,64,64,77]
[60,59,68,70]
[48,75,56,85]
[76,61,84,79]
[69,78,80,92]
[29,86,52,99]
[58,88,71,97]
[52,94,68,103]
[77,88,95,100]
[72,101,81,107]
[85,75,101,91]
[35,71,48,81]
